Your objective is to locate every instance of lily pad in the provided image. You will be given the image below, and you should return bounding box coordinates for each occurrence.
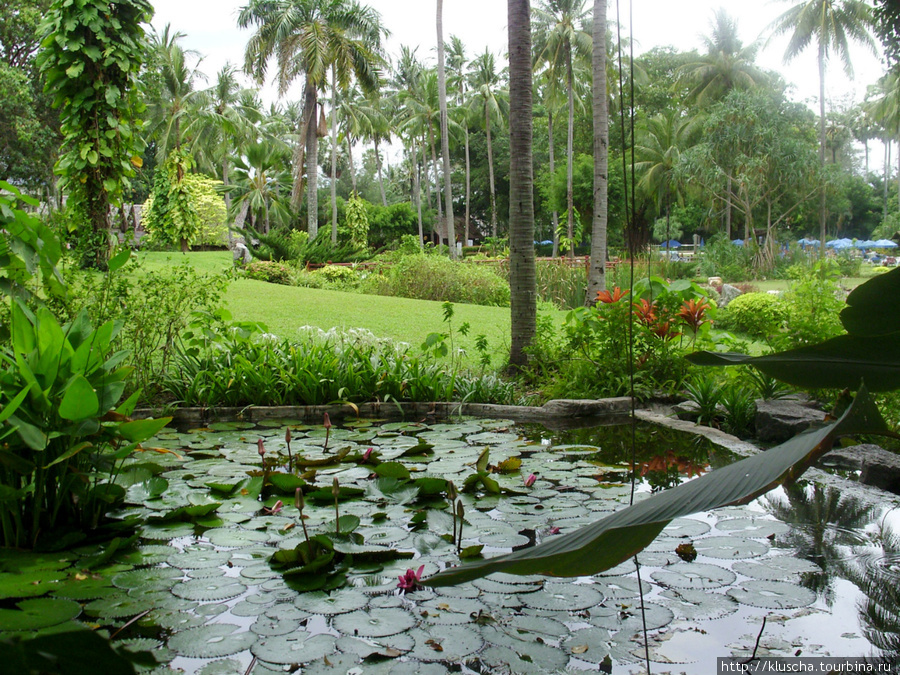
[333,607,416,637]
[521,582,604,611]
[481,641,569,674]
[692,536,769,559]
[716,518,790,539]
[171,577,247,602]
[732,557,821,580]
[0,570,66,599]
[294,589,368,615]
[562,627,613,664]
[408,625,484,663]
[0,597,81,630]
[167,623,256,658]
[251,632,337,665]
[651,562,737,589]
[727,580,817,609]
[588,601,675,631]
[659,587,740,620]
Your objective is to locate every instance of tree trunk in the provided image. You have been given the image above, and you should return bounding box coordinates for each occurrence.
[429,125,443,244]
[306,83,319,241]
[223,157,233,246]
[437,0,457,258]
[817,42,826,254]
[331,69,339,244]
[725,175,732,239]
[566,43,575,259]
[414,140,424,249]
[465,123,471,246]
[347,135,357,192]
[508,0,535,369]
[586,0,609,303]
[375,137,387,206]
[486,103,498,238]
[885,140,891,221]
[549,109,560,257]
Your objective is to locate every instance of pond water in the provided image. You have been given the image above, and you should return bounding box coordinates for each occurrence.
[3,416,898,673]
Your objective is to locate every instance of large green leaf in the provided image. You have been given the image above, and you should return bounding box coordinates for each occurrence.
[58,375,99,420]
[117,417,172,443]
[687,335,900,392]
[424,388,887,586]
[840,267,900,337]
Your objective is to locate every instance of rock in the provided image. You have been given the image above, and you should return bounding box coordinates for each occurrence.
[707,276,723,286]
[754,399,825,443]
[718,284,742,308]
[540,398,632,417]
[821,444,900,494]
[672,400,702,421]
[232,239,252,265]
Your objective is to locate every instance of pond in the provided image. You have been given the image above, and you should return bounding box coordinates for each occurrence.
[1,416,898,673]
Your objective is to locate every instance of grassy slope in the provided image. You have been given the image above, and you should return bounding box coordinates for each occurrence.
[135,250,534,364]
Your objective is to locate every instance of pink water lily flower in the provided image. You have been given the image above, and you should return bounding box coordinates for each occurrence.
[524,473,537,487]
[263,500,283,515]
[397,565,425,593]
[363,447,373,462]
[257,439,266,456]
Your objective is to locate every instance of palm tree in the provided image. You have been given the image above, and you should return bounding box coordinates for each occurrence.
[633,111,700,247]
[436,0,457,257]
[586,0,609,302]
[769,0,876,251]
[867,71,900,211]
[144,25,205,160]
[224,138,294,234]
[468,49,509,238]
[533,0,591,258]
[508,0,536,369]
[447,35,472,247]
[238,0,386,241]
[679,10,767,239]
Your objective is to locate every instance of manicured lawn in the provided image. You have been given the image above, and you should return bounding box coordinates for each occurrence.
[135,250,561,365]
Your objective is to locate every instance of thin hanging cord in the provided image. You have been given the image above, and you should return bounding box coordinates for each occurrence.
[616,0,651,672]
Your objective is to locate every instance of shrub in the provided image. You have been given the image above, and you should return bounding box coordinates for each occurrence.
[243,260,295,285]
[872,266,891,275]
[364,254,511,306]
[698,233,755,281]
[775,260,845,349]
[720,292,787,338]
[315,264,361,289]
[535,259,587,309]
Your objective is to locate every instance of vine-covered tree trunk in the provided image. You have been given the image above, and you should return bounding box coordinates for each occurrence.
[586,0,609,303]
[437,0,457,258]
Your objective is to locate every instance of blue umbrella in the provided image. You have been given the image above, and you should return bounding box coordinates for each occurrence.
[856,240,877,249]
[732,239,744,246]
[797,238,820,248]
[827,238,853,250]
[875,239,898,248]
[660,239,681,249]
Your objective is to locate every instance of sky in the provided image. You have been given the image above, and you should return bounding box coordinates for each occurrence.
[147,0,889,163]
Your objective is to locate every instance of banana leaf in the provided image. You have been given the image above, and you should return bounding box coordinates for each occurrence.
[840,267,900,337]
[686,334,900,392]
[424,387,886,586]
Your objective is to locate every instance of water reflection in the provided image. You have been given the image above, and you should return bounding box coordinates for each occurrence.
[763,482,875,603]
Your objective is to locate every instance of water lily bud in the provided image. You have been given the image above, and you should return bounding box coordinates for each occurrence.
[257,439,265,456]
[285,428,292,443]
[332,477,340,497]
[323,412,332,429]
[448,481,458,502]
[524,473,536,487]
[295,487,303,510]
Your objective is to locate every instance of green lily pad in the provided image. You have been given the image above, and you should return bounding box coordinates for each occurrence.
[521,582,604,611]
[250,614,301,637]
[251,633,337,665]
[562,627,613,664]
[333,607,416,637]
[197,659,245,675]
[52,574,116,600]
[716,518,790,538]
[651,562,737,589]
[0,597,81,630]
[0,570,65,599]
[692,536,769,560]
[167,548,231,570]
[112,567,182,591]
[167,623,256,658]
[658,587,740,621]
[727,580,817,609]
[293,589,368,615]
[732,556,821,580]
[588,601,675,631]
[171,577,247,602]
[481,642,568,674]
[408,625,484,663]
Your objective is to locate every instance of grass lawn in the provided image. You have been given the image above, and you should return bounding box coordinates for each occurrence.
[135,250,562,365]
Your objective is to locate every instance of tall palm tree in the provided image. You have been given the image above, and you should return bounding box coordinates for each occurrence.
[509,0,536,369]
[144,25,206,160]
[533,0,591,259]
[679,10,766,239]
[769,0,876,251]
[224,138,294,234]
[633,110,700,244]
[468,49,509,238]
[436,0,457,257]
[586,0,609,302]
[400,70,443,240]
[447,35,472,247]
[238,0,386,241]
[867,71,900,211]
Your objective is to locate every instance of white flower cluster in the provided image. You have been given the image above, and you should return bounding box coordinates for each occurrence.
[296,325,410,358]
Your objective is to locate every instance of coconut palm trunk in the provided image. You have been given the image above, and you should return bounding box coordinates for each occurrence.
[565,46,576,259]
[304,83,319,241]
[586,0,608,303]
[485,103,498,238]
[330,70,339,244]
[818,42,827,253]
[508,0,536,369]
[437,0,457,258]
[549,110,560,257]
